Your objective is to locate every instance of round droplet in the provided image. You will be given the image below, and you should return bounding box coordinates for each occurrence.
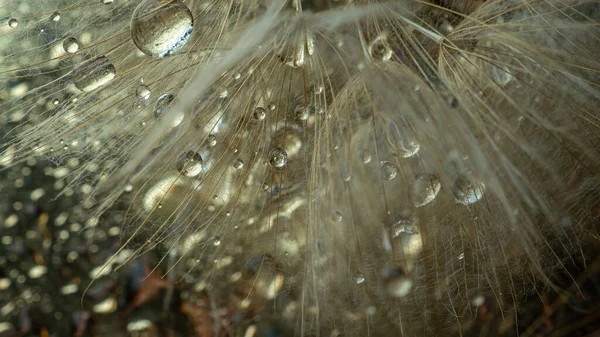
[253,107,266,121]
[453,173,485,205]
[63,37,80,54]
[331,211,343,222]
[353,271,365,284]
[369,35,392,61]
[136,85,151,100]
[131,0,194,58]
[154,93,175,118]
[213,236,221,246]
[267,103,276,111]
[207,135,217,147]
[8,18,18,28]
[293,104,308,121]
[101,0,114,4]
[176,151,203,177]
[268,148,288,168]
[233,159,244,169]
[72,56,116,92]
[361,150,372,164]
[381,161,397,181]
[408,173,441,207]
[50,12,61,22]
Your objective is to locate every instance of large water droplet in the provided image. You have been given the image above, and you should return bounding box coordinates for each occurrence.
[71,56,116,92]
[176,151,203,177]
[408,173,441,207]
[131,0,194,58]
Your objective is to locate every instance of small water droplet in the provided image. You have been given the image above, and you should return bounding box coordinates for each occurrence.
[369,34,392,61]
[268,148,288,168]
[381,161,397,181]
[8,18,18,28]
[253,107,266,120]
[233,159,244,169]
[207,135,217,147]
[353,271,365,284]
[331,211,343,222]
[213,237,221,246]
[50,12,61,22]
[294,104,308,121]
[361,150,372,164]
[71,56,116,92]
[154,93,175,118]
[131,0,194,58]
[63,37,80,54]
[176,151,203,177]
[136,85,151,100]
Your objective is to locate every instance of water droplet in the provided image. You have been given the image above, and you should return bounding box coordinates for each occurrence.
[268,148,288,168]
[207,134,217,147]
[8,18,18,28]
[233,159,244,169]
[176,151,203,177]
[101,0,114,4]
[408,173,441,207]
[390,209,419,238]
[136,85,151,100]
[453,173,485,205]
[253,107,266,121]
[63,37,80,54]
[50,12,61,22]
[331,211,343,222]
[154,93,175,118]
[361,150,372,164]
[71,56,116,92]
[213,236,221,246]
[381,161,397,181]
[267,102,276,111]
[293,104,308,121]
[369,34,392,61]
[131,0,194,58]
[353,271,365,284]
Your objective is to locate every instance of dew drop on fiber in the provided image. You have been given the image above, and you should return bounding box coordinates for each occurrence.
[130,0,194,58]
[176,151,203,177]
[268,148,288,168]
[63,37,80,54]
[136,85,151,100]
[71,56,116,92]
[408,173,441,208]
[381,161,398,181]
[8,18,18,28]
